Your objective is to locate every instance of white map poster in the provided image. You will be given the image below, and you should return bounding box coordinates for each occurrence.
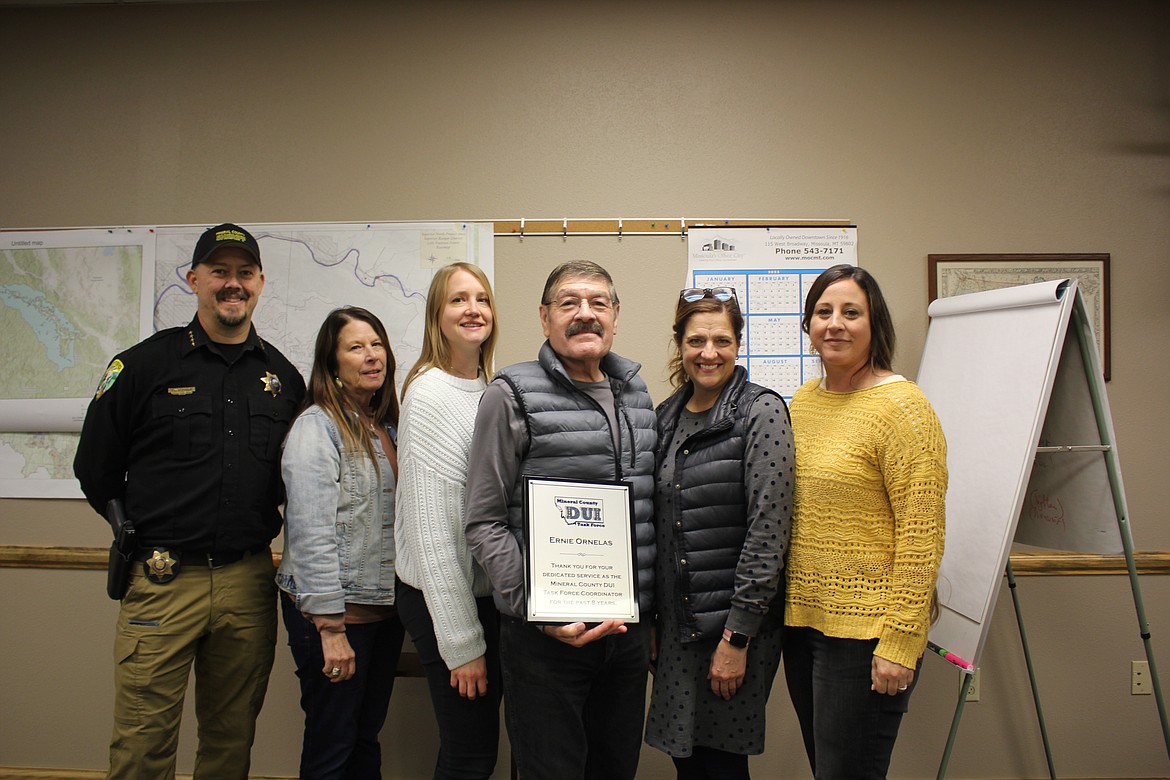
[153,222,493,384]
[0,221,493,498]
[686,226,857,398]
[0,229,155,498]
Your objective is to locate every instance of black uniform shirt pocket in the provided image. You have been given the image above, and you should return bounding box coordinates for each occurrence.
[151,393,213,459]
[248,394,297,461]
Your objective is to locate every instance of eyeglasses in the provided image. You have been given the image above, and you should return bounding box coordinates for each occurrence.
[680,287,738,303]
[548,295,614,315]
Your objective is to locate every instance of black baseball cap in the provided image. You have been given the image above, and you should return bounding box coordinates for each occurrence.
[191,223,262,269]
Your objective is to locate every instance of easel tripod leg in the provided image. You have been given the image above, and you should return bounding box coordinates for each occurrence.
[935,671,970,780]
[1006,561,1057,779]
[1117,516,1170,761]
[1075,291,1170,760]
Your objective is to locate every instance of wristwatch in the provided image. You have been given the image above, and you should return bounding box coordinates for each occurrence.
[722,628,750,648]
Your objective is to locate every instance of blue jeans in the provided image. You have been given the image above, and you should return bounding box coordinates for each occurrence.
[281,595,405,780]
[499,615,650,780]
[782,626,921,780]
[396,580,501,780]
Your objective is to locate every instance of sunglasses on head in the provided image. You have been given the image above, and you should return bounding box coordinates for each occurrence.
[680,286,738,303]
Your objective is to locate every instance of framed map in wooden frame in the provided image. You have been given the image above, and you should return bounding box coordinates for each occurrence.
[928,253,1110,380]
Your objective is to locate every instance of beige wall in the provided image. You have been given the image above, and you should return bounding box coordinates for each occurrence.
[2,1,1168,777]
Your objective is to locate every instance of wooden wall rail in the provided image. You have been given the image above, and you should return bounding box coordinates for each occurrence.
[1,545,1168,577]
[491,217,852,237]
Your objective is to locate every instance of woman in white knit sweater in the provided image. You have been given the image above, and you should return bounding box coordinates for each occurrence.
[394,262,501,779]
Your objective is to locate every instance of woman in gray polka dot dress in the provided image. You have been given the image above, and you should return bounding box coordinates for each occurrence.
[645,287,794,779]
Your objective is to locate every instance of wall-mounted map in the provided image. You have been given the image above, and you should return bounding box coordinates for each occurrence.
[0,222,493,498]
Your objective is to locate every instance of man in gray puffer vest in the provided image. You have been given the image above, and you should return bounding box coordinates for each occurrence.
[465,260,657,780]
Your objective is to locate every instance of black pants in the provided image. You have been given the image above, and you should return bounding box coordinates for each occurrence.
[396,580,501,780]
[281,596,405,780]
[672,746,750,780]
[499,615,650,780]
[783,626,921,780]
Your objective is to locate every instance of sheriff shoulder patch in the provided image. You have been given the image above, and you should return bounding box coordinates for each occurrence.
[94,359,124,399]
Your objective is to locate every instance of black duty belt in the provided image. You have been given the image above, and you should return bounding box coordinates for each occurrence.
[132,545,267,583]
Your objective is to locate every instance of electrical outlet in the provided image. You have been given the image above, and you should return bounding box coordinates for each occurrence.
[1132,661,1152,695]
[964,669,980,702]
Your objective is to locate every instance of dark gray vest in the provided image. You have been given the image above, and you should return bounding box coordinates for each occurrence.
[656,367,785,641]
[497,342,657,615]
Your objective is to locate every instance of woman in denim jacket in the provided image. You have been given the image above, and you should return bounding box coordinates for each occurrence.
[277,306,405,780]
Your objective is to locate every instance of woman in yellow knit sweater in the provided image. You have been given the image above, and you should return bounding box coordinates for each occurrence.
[783,264,947,780]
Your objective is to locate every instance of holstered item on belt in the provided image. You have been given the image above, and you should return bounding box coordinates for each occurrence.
[106,499,135,600]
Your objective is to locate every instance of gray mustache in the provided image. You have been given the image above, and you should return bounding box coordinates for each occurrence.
[566,321,604,337]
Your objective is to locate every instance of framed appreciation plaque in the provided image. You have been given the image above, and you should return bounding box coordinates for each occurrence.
[523,476,640,623]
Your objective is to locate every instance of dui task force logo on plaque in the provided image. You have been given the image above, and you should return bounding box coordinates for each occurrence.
[555,496,604,528]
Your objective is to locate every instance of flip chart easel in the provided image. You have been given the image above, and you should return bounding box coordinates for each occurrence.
[915,279,1169,777]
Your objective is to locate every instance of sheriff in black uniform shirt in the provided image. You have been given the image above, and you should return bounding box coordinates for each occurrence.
[74,223,305,780]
